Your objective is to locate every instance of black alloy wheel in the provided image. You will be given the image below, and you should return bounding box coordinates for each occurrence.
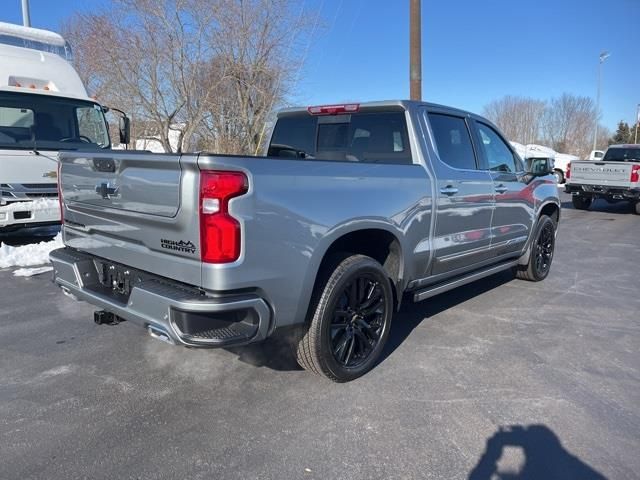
[330,275,386,368]
[515,214,556,282]
[533,220,555,278]
[294,254,393,382]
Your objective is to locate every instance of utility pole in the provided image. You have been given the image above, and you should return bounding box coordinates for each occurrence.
[21,0,31,27]
[410,0,422,101]
[635,104,639,144]
[593,51,610,151]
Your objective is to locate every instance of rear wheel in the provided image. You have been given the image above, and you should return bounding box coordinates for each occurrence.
[295,254,393,382]
[516,215,556,282]
[572,195,592,210]
[634,201,640,215]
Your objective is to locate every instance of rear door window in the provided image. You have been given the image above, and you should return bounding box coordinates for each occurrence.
[268,111,413,164]
[428,113,478,170]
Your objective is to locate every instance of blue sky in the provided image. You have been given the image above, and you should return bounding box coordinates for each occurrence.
[3,0,639,130]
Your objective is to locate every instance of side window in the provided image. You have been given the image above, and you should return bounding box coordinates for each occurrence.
[476,123,519,173]
[267,115,316,158]
[76,106,110,146]
[428,113,477,170]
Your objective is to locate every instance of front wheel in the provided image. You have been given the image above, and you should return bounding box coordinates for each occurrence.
[295,254,393,382]
[572,195,592,210]
[553,169,565,184]
[516,215,556,282]
[634,201,640,215]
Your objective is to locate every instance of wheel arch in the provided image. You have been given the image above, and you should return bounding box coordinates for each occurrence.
[303,225,406,320]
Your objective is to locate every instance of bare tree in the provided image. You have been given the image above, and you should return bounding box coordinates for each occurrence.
[541,93,597,157]
[63,0,311,153]
[483,96,546,144]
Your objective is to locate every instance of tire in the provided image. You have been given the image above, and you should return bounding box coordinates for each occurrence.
[634,201,640,215]
[294,254,393,382]
[571,195,592,210]
[553,169,564,184]
[516,215,556,282]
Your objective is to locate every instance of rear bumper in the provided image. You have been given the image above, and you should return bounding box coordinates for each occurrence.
[564,184,640,200]
[49,247,272,348]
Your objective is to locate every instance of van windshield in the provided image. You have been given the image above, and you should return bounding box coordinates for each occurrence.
[602,147,640,162]
[0,91,110,151]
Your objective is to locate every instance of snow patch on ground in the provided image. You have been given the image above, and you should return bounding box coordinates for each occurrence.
[13,266,54,277]
[0,233,63,269]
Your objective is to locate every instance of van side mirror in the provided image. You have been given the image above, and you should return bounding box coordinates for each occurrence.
[119,116,131,145]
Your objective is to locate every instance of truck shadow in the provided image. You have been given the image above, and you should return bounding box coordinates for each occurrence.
[468,424,607,479]
[227,270,517,372]
[380,269,515,364]
[561,198,636,214]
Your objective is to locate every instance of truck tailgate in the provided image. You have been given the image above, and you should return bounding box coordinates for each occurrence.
[59,151,202,287]
[569,161,633,187]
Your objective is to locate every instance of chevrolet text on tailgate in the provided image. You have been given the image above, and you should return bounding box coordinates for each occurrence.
[51,101,561,382]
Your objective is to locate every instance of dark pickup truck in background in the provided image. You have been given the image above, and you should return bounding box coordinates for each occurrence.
[50,100,560,382]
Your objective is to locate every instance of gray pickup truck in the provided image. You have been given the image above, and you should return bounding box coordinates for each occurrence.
[50,101,560,382]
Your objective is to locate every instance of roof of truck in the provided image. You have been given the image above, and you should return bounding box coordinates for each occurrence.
[608,144,640,149]
[277,100,480,118]
[0,43,90,100]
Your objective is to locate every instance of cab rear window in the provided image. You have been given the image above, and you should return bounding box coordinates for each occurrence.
[602,147,640,162]
[268,112,412,164]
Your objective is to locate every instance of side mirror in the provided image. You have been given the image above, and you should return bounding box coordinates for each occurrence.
[526,157,554,176]
[118,116,131,145]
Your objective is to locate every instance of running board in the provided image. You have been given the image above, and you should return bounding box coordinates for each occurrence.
[412,260,519,303]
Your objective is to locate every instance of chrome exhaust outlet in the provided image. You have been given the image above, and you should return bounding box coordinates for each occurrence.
[147,325,175,345]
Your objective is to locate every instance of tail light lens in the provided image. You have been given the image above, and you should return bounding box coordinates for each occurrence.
[631,165,640,183]
[199,171,248,263]
[566,162,571,180]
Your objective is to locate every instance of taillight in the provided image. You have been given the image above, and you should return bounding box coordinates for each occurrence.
[199,171,248,263]
[631,165,640,183]
[307,104,360,115]
[566,162,571,180]
[57,160,64,225]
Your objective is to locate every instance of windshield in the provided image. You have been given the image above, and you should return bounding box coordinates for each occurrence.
[602,147,640,162]
[0,91,110,151]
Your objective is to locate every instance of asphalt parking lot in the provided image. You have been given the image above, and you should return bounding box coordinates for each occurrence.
[1,191,639,480]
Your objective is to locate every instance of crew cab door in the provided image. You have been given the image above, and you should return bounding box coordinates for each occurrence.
[424,110,495,275]
[472,121,533,256]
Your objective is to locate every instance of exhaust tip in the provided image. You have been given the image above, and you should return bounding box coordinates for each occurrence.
[147,325,175,345]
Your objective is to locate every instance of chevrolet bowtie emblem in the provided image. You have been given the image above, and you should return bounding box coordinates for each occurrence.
[42,170,57,179]
[95,182,119,199]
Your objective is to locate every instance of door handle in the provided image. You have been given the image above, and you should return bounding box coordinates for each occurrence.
[495,184,508,194]
[440,185,459,196]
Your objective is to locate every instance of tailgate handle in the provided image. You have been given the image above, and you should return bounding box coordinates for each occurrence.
[93,158,116,173]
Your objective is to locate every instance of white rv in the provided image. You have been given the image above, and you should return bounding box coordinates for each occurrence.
[0,22,128,238]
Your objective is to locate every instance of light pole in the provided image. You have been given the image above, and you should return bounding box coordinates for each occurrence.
[635,104,639,144]
[593,51,610,151]
[21,0,31,27]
